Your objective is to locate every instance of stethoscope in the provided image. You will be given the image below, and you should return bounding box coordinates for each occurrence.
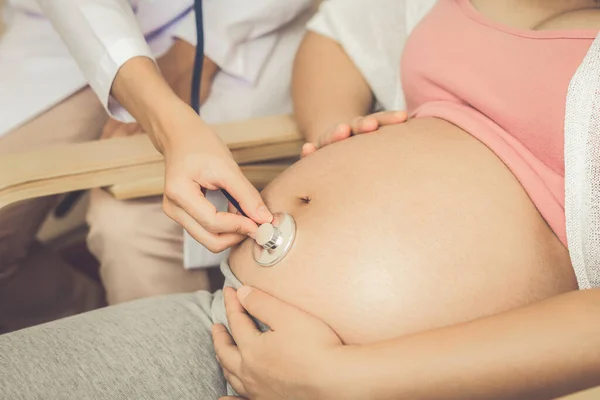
[192,0,296,266]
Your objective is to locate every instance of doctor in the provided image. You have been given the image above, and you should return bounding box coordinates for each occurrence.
[0,0,311,332]
[39,0,312,252]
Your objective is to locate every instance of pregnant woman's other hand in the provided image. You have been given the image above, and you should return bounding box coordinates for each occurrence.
[213,287,344,400]
[301,110,407,157]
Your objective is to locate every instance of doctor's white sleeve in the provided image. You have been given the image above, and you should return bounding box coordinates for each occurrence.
[36,0,154,117]
[170,0,312,84]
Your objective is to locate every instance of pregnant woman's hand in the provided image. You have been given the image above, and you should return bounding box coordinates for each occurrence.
[213,287,344,400]
[301,110,407,157]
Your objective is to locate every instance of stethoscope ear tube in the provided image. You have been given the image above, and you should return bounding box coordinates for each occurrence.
[192,3,296,265]
[191,0,204,115]
[191,0,247,218]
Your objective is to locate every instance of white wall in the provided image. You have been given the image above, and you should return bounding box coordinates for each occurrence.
[0,0,5,36]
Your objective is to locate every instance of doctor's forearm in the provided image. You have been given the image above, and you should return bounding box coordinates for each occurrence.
[292,32,373,144]
[110,56,188,153]
[339,289,600,400]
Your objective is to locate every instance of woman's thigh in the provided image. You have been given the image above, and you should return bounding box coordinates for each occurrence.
[0,291,226,400]
[231,118,577,344]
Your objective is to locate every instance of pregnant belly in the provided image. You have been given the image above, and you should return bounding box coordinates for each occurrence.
[228,118,576,345]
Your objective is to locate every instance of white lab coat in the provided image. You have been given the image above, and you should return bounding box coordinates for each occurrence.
[0,0,311,268]
[1,0,190,134]
[0,0,312,133]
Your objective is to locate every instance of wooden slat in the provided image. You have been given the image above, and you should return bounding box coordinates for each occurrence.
[0,163,158,209]
[233,140,303,165]
[0,115,302,209]
[0,135,161,193]
[560,387,600,400]
[0,115,300,191]
[218,115,300,150]
[106,162,292,200]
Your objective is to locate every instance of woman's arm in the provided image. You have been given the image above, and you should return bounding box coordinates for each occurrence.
[340,288,600,400]
[292,31,374,144]
[292,31,406,156]
[214,287,600,400]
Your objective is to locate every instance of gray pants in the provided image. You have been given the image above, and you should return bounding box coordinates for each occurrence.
[0,262,250,400]
[0,291,228,400]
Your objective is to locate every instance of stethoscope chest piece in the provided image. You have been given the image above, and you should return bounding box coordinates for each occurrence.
[252,212,296,267]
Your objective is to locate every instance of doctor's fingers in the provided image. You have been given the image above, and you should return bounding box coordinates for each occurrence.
[215,165,273,226]
[164,179,258,236]
[163,200,246,253]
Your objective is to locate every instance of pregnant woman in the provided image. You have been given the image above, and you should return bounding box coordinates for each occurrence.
[2,0,600,399]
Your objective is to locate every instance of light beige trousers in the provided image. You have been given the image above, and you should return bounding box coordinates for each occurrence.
[0,88,209,333]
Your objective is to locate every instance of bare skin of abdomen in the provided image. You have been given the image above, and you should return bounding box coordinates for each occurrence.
[229,118,577,345]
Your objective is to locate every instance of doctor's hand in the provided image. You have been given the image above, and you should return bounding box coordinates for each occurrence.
[301,110,407,157]
[159,105,273,252]
[111,57,272,251]
[213,287,346,400]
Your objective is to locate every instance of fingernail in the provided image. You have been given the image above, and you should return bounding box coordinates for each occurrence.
[257,206,272,222]
[237,286,253,303]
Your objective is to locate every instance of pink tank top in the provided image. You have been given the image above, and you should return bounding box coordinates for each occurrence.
[401,0,598,245]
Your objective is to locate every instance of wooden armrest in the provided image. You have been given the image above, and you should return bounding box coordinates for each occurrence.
[106,162,293,200]
[0,115,302,210]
